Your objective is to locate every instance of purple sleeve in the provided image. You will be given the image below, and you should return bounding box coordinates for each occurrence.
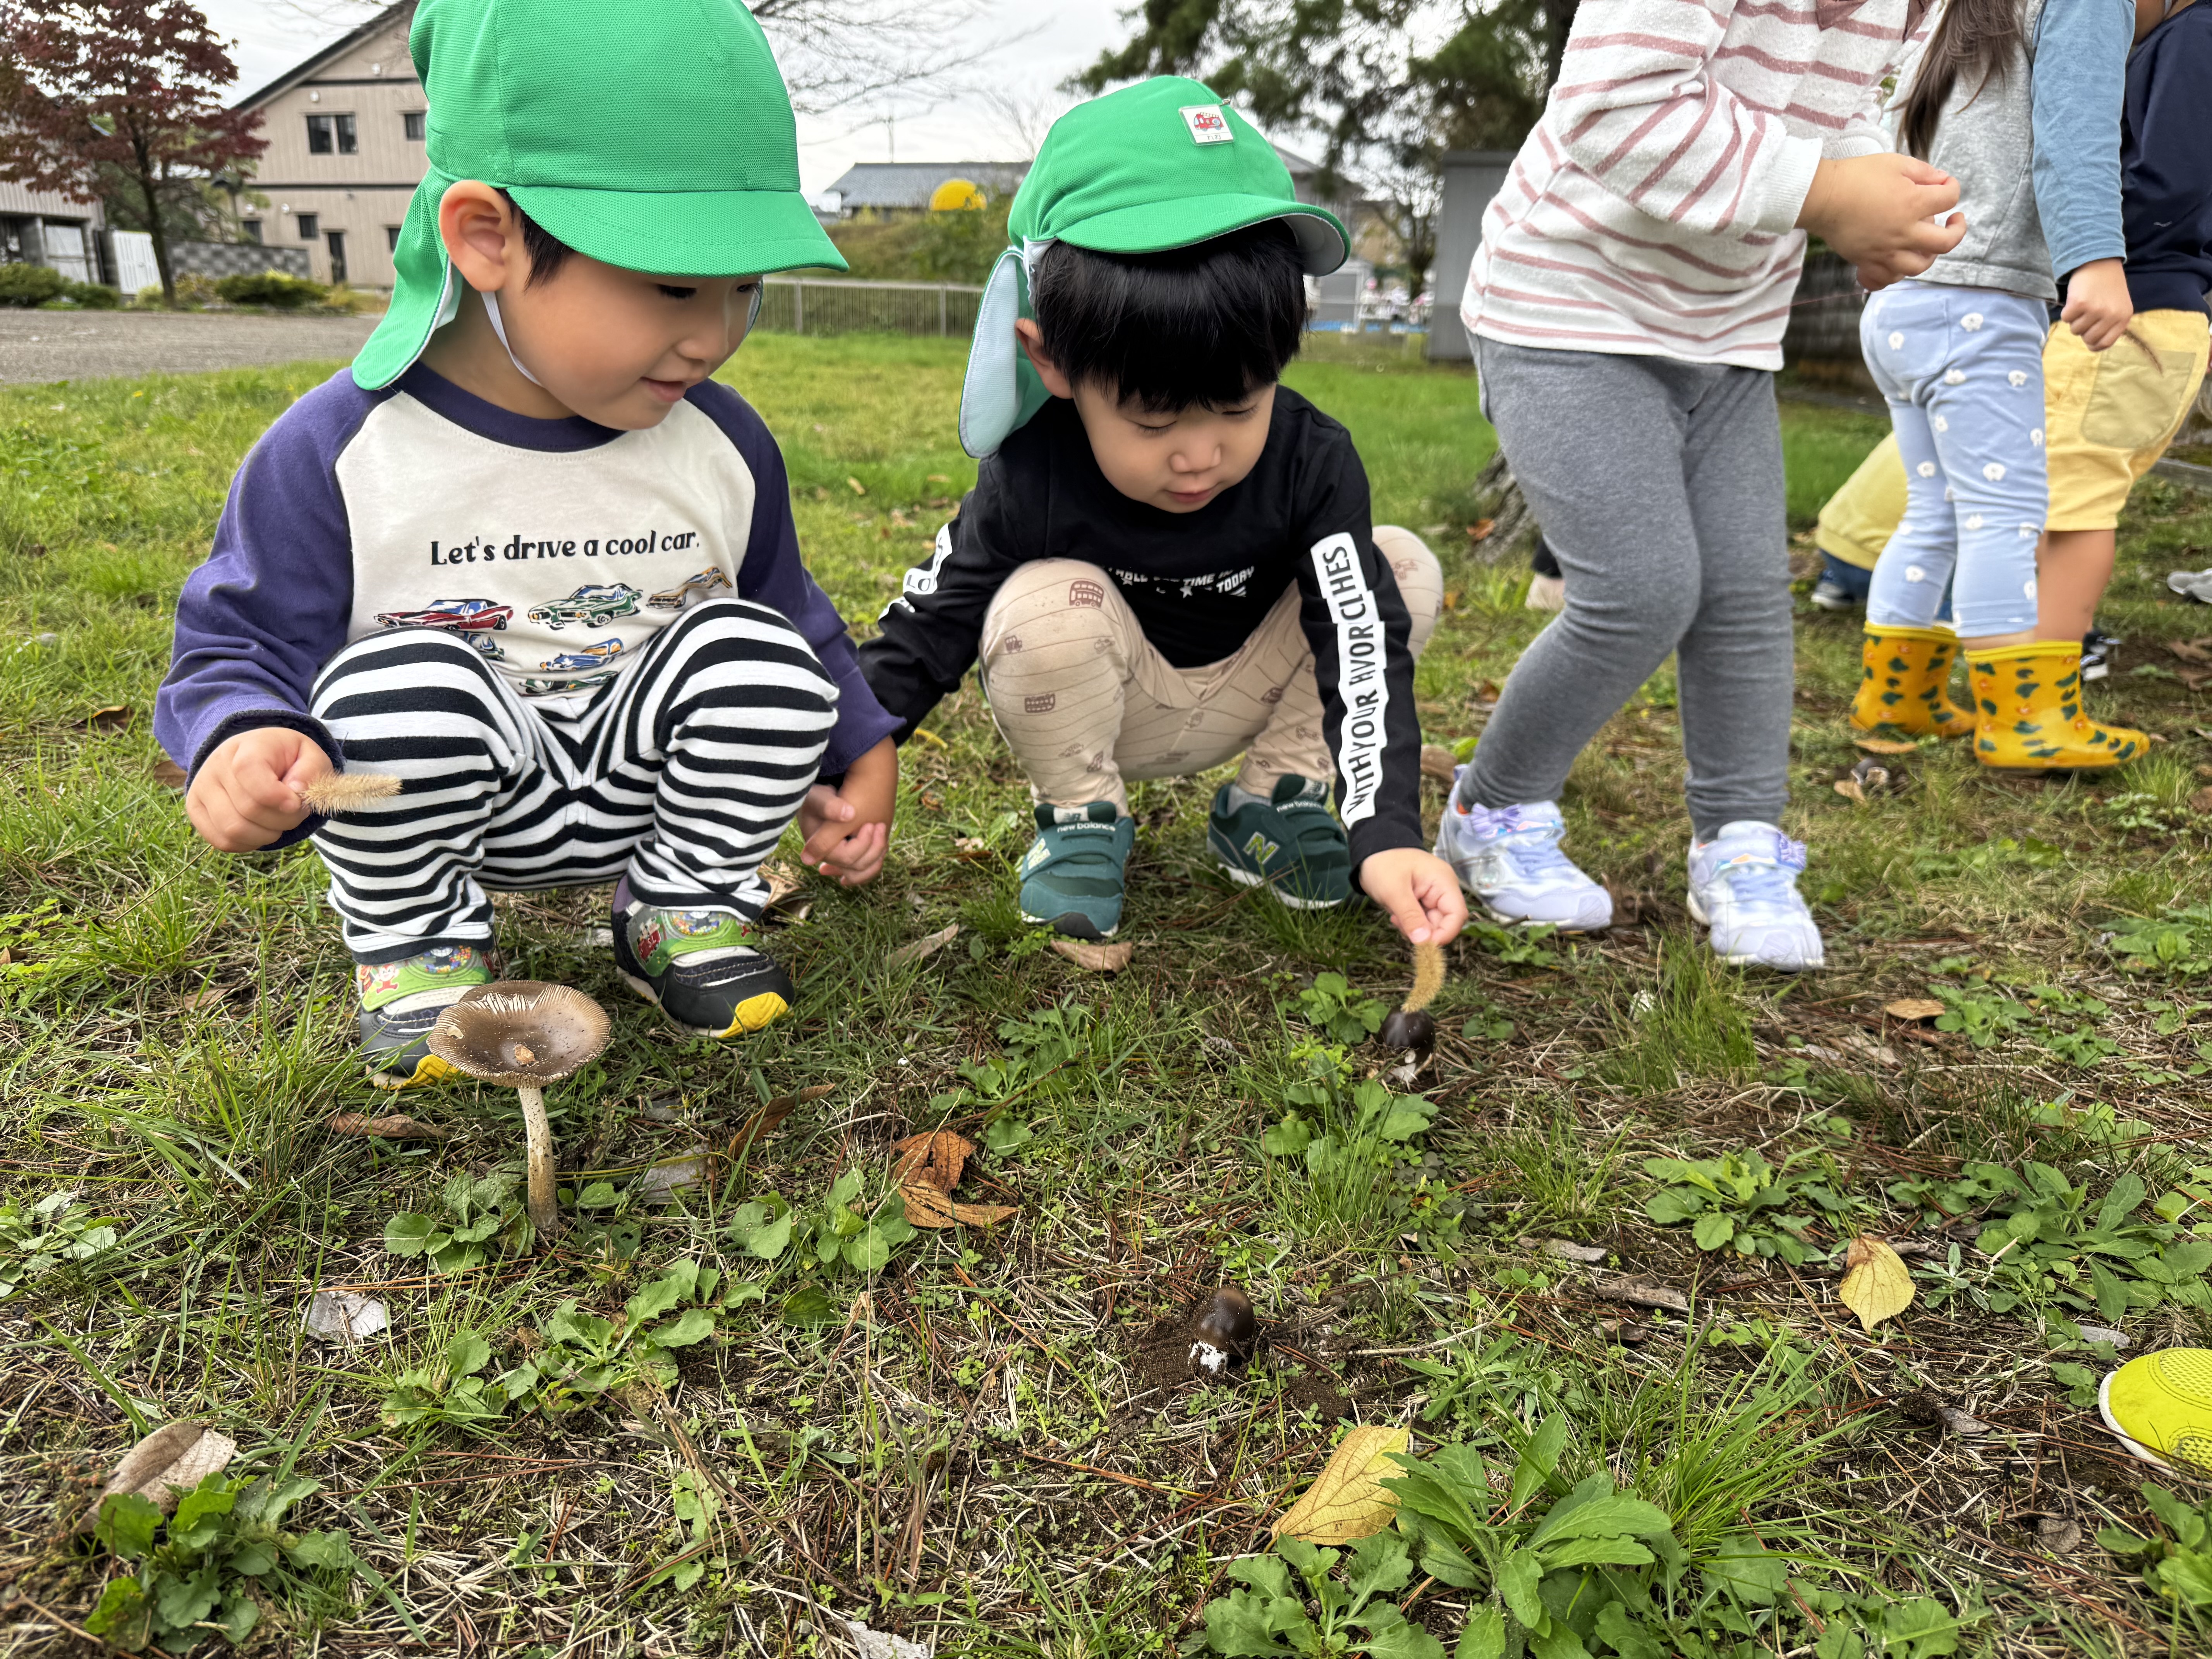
[156,373,383,817]
[690,382,901,778]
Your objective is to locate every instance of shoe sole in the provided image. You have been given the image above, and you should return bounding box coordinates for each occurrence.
[1685,891,1823,970]
[1214,860,1345,912]
[2099,1370,2179,1473]
[618,969,788,1039]
[1019,909,1117,939]
[1479,901,1608,934]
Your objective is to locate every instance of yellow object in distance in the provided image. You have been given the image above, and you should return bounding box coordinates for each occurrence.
[929,178,987,212]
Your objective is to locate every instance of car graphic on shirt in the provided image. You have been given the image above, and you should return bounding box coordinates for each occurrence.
[647,567,733,611]
[373,597,513,632]
[527,582,643,630]
[538,638,625,674]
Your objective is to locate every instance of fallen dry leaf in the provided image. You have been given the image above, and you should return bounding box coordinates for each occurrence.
[300,1289,388,1345]
[2169,637,2212,665]
[731,1083,833,1150]
[1470,680,1501,707]
[1883,998,1946,1022]
[1467,518,1496,542]
[1593,1277,1692,1314]
[900,1184,1017,1229]
[891,1130,975,1194]
[1522,1235,1607,1263]
[639,1147,711,1205]
[1273,1424,1408,1544]
[1834,777,1866,804]
[1851,735,1918,756]
[1939,1405,1992,1435]
[179,985,232,1012]
[77,1421,239,1530]
[888,924,959,969]
[1050,938,1133,972]
[759,858,806,907]
[152,758,187,789]
[2032,1514,2083,1552]
[1839,1235,1915,1333]
[2191,786,2212,816]
[1420,745,1459,784]
[79,703,132,731]
[326,1112,449,1140]
[846,476,867,495]
[953,835,991,860]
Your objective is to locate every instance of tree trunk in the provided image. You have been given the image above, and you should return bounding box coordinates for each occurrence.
[1469,448,1539,565]
[130,125,174,307]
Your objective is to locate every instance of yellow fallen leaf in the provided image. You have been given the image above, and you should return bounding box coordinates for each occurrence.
[1272,1424,1408,1544]
[1839,1235,1915,1333]
[887,924,958,969]
[1883,998,1946,1022]
[900,1182,1017,1229]
[1851,736,1918,756]
[1049,938,1133,972]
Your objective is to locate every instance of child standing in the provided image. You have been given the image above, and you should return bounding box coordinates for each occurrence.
[1443,0,1965,970]
[859,79,1465,951]
[158,0,899,1084]
[1853,0,2148,769]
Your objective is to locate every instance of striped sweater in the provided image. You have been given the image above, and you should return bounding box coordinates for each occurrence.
[1461,0,1914,369]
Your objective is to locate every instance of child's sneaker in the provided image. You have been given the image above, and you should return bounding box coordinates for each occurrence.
[1685,822,1824,971]
[612,882,793,1037]
[1207,775,1352,909]
[2100,1349,2212,1473]
[358,943,493,1087]
[1433,793,1612,931]
[1018,802,1134,940]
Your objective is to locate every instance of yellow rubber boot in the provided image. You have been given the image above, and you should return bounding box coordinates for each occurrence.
[1848,623,1974,741]
[1965,641,2146,770]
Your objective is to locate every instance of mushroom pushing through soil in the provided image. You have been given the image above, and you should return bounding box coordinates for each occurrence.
[1379,939,1444,1055]
[1188,1285,1257,1374]
[425,981,610,1238]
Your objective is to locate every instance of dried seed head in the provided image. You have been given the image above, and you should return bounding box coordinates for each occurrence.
[298,771,402,814]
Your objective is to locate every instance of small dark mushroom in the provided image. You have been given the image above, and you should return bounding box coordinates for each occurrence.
[1379,1009,1436,1054]
[1188,1285,1257,1374]
[426,981,611,1239]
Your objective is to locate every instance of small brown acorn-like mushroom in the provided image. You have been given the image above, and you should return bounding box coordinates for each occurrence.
[1379,940,1444,1055]
[426,981,610,1239]
[1188,1285,1258,1374]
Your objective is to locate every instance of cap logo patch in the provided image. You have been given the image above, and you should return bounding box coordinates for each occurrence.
[1180,104,1233,145]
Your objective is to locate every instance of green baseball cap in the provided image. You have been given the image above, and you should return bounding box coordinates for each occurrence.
[960,76,1348,458]
[352,0,845,391]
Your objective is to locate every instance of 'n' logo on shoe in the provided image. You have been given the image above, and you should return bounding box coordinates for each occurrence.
[1243,830,1279,865]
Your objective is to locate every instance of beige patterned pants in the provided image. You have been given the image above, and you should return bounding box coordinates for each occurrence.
[977,526,1443,811]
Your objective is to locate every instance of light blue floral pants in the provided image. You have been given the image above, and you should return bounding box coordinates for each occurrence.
[1861,283,2047,638]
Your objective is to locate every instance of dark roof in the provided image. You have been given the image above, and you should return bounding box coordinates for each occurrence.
[234,1,418,111]
[824,161,1030,211]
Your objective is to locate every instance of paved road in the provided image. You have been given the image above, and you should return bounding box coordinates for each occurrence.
[0,309,380,385]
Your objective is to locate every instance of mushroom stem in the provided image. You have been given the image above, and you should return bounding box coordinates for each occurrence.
[517,1084,560,1238]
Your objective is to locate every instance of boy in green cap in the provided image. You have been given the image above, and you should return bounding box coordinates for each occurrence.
[154,0,900,1083]
[860,79,1465,950]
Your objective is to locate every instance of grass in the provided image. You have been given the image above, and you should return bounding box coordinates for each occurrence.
[5,327,2212,1655]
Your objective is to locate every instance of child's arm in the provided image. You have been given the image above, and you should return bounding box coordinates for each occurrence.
[159,380,367,852]
[2033,0,2137,349]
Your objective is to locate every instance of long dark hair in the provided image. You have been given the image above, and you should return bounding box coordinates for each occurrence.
[1898,0,2026,158]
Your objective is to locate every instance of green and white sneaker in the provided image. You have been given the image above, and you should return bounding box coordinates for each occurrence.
[1018,802,1135,940]
[611,884,793,1037]
[357,943,493,1088]
[1207,775,1352,909]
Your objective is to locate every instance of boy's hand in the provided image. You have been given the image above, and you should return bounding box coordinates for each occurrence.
[1798,154,1965,290]
[2061,258,2132,351]
[797,736,897,887]
[1358,848,1468,948]
[185,726,332,852]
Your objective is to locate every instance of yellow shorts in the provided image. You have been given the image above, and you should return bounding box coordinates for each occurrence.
[1813,430,1906,572]
[2043,308,2210,531]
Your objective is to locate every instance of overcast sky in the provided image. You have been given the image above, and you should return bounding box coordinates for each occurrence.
[196,0,1133,198]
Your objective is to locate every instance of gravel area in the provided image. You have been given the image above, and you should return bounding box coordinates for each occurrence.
[0,308,379,385]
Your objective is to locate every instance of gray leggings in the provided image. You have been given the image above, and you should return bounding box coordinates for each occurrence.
[1459,339,1793,841]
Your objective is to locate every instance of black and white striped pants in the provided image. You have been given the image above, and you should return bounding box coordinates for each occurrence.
[309,599,836,962]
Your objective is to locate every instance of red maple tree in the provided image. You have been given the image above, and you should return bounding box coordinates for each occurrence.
[0,0,265,305]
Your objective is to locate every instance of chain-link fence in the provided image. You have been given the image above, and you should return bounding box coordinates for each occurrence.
[757,276,984,338]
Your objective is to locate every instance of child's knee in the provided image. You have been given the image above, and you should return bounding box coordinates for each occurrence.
[657,598,838,716]
[311,626,498,720]
[1374,526,1445,654]
[980,560,1126,672]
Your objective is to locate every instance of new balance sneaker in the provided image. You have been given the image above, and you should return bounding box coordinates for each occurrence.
[1686,822,1824,972]
[1207,775,1352,909]
[1433,792,1612,931]
[2080,626,2121,682]
[1018,802,1134,940]
[611,883,793,1037]
[2101,1349,2212,1473]
[358,943,493,1087]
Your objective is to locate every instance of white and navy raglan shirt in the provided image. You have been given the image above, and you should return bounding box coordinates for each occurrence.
[156,365,900,840]
[857,388,1424,869]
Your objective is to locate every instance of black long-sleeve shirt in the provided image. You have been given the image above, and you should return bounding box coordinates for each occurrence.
[857,387,1425,868]
[2120,0,2212,314]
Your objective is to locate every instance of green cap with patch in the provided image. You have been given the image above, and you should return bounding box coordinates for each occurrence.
[352,0,845,391]
[960,76,1349,458]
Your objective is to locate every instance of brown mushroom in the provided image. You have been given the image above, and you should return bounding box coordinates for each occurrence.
[1188,1285,1257,1374]
[426,981,610,1238]
[1379,940,1443,1056]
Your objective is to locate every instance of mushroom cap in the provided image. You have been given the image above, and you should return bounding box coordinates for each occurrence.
[426,981,611,1086]
[1379,1009,1437,1054]
[1190,1285,1258,1355]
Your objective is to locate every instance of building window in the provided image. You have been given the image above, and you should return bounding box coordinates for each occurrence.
[403,111,425,141]
[305,113,357,155]
[385,224,401,252]
[240,219,263,244]
[297,213,318,240]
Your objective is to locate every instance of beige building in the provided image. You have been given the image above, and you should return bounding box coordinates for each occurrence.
[232,2,425,290]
